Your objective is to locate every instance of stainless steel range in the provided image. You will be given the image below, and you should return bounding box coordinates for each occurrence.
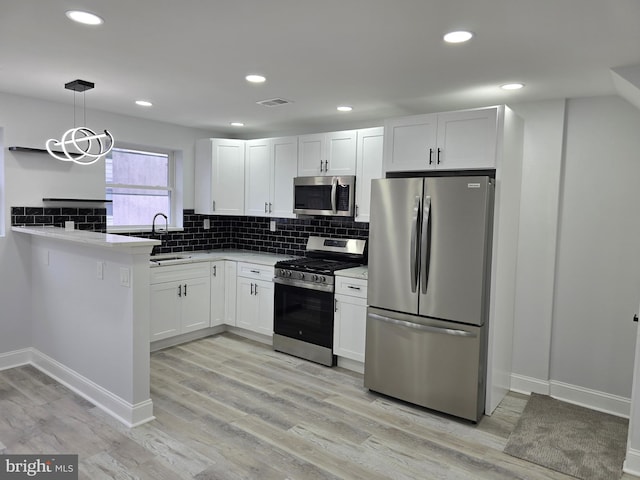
[273,236,367,366]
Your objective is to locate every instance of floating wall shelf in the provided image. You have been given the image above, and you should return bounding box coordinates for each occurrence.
[42,198,112,203]
[8,146,81,158]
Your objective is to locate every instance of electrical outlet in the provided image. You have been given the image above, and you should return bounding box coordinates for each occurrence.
[203,218,210,230]
[270,220,276,232]
[97,261,104,280]
[119,267,131,287]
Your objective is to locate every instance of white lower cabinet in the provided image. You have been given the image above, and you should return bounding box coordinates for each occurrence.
[210,260,225,327]
[236,262,275,337]
[333,275,368,363]
[150,263,211,342]
[225,261,237,326]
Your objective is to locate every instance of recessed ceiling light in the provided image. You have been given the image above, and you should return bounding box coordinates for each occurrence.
[337,105,353,112]
[65,10,104,26]
[135,100,153,107]
[230,122,245,127]
[501,83,525,90]
[443,30,473,43]
[245,74,266,84]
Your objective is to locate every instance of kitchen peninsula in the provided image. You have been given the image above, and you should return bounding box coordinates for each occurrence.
[12,226,160,427]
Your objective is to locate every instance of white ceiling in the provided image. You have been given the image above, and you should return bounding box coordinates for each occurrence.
[1,0,639,138]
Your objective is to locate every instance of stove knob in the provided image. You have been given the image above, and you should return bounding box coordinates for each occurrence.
[319,276,326,283]
[298,272,305,280]
[286,270,292,277]
[280,269,286,276]
[312,274,319,282]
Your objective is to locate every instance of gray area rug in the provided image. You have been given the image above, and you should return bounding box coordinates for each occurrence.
[504,393,628,480]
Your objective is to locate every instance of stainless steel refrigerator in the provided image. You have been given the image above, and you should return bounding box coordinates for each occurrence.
[365,176,494,422]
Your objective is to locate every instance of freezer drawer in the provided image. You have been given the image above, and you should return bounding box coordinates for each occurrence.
[364,307,486,422]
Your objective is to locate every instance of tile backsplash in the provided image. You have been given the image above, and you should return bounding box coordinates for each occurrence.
[11,208,369,257]
[11,207,107,232]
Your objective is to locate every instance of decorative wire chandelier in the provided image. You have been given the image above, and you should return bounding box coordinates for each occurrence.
[46,79,114,165]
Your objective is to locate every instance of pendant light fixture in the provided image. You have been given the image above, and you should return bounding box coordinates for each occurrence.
[46,79,114,165]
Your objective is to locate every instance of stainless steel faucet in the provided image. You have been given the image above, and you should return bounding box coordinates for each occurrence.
[152,213,168,235]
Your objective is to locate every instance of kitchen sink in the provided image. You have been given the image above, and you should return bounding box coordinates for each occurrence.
[150,254,192,265]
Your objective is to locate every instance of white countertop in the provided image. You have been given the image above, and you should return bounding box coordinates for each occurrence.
[12,225,161,250]
[335,265,368,280]
[150,249,296,267]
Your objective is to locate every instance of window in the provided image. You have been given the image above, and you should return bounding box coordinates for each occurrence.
[105,147,175,230]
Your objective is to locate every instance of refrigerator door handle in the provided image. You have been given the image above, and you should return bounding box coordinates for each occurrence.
[368,312,477,338]
[410,195,421,293]
[421,195,431,294]
[331,177,338,213]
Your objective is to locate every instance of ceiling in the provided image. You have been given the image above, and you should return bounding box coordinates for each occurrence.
[1,0,640,138]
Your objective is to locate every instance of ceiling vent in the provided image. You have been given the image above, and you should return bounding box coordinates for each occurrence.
[256,97,293,107]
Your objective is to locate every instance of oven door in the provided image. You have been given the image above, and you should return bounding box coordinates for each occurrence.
[273,281,334,348]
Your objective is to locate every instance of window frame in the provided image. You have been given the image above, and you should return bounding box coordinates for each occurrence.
[105,143,183,233]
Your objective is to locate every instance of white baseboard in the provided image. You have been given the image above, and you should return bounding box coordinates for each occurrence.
[337,357,364,374]
[151,326,224,352]
[226,326,273,346]
[549,380,630,418]
[30,349,154,428]
[0,347,33,371]
[624,447,640,476]
[510,374,630,418]
[510,373,550,395]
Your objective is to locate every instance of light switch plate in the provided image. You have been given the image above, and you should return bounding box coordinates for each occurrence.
[270,220,276,232]
[119,267,131,287]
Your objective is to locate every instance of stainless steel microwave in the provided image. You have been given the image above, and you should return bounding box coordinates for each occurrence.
[293,176,356,217]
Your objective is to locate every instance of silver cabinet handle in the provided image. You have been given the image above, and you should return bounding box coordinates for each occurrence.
[250,283,254,295]
[347,285,361,291]
[269,202,272,213]
[324,160,328,172]
[212,200,216,211]
[213,265,217,277]
[178,284,182,297]
[429,147,434,165]
[437,147,442,165]
[319,159,323,172]
[334,298,338,312]
[410,195,421,294]
[368,312,476,338]
[421,195,431,295]
[255,283,258,295]
[264,202,268,213]
[250,269,260,274]
[184,283,187,296]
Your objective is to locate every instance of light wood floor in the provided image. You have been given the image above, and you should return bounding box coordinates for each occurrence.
[0,333,637,479]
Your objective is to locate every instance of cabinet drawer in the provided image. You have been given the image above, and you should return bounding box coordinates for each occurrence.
[151,262,210,284]
[335,276,368,298]
[237,262,274,281]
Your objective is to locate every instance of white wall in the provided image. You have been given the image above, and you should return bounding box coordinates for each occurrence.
[510,100,566,391]
[550,96,640,399]
[0,92,218,358]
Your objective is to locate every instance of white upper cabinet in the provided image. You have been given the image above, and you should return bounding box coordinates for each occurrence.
[298,130,357,176]
[245,137,297,218]
[384,107,499,173]
[355,127,384,223]
[195,138,245,215]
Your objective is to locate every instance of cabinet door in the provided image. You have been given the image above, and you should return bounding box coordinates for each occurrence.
[181,276,211,333]
[224,261,237,326]
[333,294,367,362]
[236,276,258,331]
[212,139,245,215]
[210,261,225,327]
[436,108,498,169]
[270,137,298,218]
[298,134,324,176]
[255,280,274,337]
[150,282,181,341]
[326,130,357,175]
[355,127,384,222]
[245,139,272,217]
[383,114,437,172]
